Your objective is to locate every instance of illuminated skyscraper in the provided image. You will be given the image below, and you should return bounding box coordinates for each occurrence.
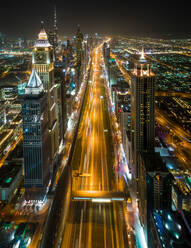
[76,24,83,75]
[53,5,58,49]
[130,49,155,188]
[47,31,55,47]
[47,6,58,56]
[21,69,50,190]
[32,23,59,170]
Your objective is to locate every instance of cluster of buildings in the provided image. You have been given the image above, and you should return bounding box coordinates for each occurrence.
[0,96,23,163]
[156,96,191,134]
[20,22,88,200]
[0,32,34,50]
[104,39,191,247]
[0,10,93,202]
[110,38,191,93]
[1,20,191,246]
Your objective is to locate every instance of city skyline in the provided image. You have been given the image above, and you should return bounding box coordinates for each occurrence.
[0,1,191,38]
[0,3,191,248]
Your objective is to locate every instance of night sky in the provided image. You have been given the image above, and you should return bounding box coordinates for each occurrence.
[0,0,190,39]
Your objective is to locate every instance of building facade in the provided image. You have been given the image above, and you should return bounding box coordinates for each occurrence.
[0,164,23,202]
[75,24,83,80]
[130,50,155,187]
[21,69,50,189]
[139,152,172,246]
[0,102,6,129]
[32,24,59,170]
[172,178,191,211]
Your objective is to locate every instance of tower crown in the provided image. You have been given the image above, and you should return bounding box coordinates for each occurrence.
[139,48,147,63]
[133,48,154,77]
[38,21,48,40]
[77,24,80,32]
[25,69,44,95]
[35,22,51,48]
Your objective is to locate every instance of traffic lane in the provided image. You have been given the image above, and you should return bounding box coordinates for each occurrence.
[75,55,109,191]
[61,201,90,248]
[64,46,129,247]
[62,201,126,248]
[91,202,126,248]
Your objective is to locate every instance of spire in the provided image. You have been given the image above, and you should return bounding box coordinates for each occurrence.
[53,5,58,47]
[54,5,57,31]
[77,24,81,33]
[25,69,44,95]
[134,47,152,77]
[40,21,45,32]
[140,47,145,60]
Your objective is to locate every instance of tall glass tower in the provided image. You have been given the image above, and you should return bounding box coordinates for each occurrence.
[21,69,50,190]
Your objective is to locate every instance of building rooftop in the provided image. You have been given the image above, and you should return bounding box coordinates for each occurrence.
[0,164,22,188]
[140,152,168,172]
[152,210,191,248]
[0,130,13,147]
[25,69,44,95]
[35,23,51,48]
[174,176,191,197]
[162,156,181,171]
[6,113,18,122]
[0,72,28,87]
[10,114,22,125]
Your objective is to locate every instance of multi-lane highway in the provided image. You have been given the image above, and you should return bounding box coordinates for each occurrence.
[60,45,131,248]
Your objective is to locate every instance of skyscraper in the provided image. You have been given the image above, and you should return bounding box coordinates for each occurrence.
[32,23,59,170]
[130,49,155,188]
[76,24,83,76]
[139,151,172,246]
[53,5,58,49]
[21,69,50,191]
[47,5,58,57]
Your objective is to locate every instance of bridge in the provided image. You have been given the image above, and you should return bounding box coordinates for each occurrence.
[72,190,130,202]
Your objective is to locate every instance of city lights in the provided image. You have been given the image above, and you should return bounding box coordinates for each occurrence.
[0,3,190,248]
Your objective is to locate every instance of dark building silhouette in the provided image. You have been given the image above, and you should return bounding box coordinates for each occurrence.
[75,24,83,76]
[139,151,172,246]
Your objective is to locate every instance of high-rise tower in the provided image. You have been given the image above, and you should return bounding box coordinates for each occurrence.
[21,69,50,191]
[130,49,155,187]
[76,24,83,73]
[32,23,59,170]
[53,5,58,48]
[47,6,58,54]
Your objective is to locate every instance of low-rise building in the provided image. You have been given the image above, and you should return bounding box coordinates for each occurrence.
[0,86,17,101]
[0,129,14,159]
[0,164,23,202]
[172,176,191,211]
[0,102,6,129]
[150,210,191,248]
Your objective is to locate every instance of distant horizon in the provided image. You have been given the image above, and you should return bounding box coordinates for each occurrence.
[2,31,191,41]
